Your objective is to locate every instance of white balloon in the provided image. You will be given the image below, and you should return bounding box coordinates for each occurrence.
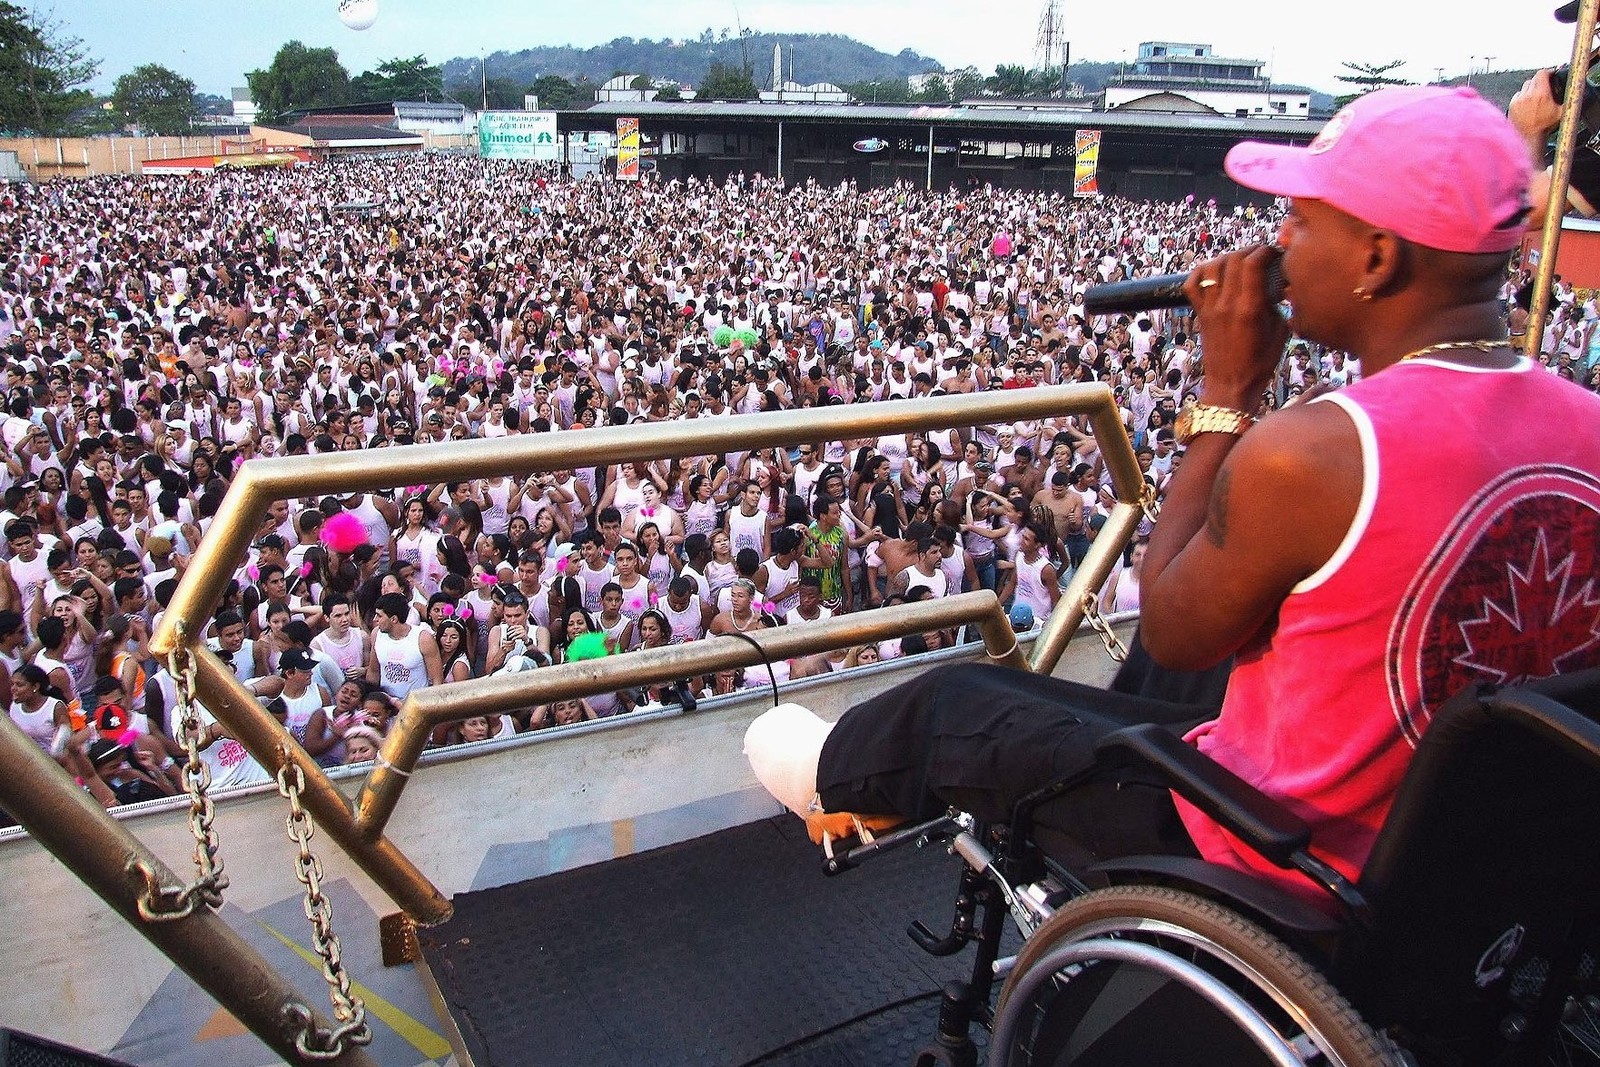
[337,0,378,31]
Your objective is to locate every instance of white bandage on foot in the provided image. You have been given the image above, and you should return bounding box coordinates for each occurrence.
[743,702,834,817]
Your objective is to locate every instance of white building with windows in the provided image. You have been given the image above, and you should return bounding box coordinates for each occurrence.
[1104,42,1310,118]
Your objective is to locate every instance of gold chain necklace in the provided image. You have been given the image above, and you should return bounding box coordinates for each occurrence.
[1397,339,1509,362]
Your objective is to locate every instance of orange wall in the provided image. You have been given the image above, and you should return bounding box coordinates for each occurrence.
[1521,223,1600,291]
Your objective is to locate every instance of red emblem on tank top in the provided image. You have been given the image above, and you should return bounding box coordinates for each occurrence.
[1389,466,1600,744]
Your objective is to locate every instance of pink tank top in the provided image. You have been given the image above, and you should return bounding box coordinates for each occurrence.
[1179,358,1600,908]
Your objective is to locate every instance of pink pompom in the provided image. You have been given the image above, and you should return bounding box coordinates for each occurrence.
[319,511,370,554]
[118,728,141,746]
[480,573,498,585]
[458,605,473,621]
[762,601,777,614]
[438,603,454,617]
[556,557,569,573]
[491,359,504,376]
[247,564,260,582]
[298,561,313,577]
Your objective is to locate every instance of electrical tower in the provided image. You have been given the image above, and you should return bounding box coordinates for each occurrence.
[1034,0,1071,96]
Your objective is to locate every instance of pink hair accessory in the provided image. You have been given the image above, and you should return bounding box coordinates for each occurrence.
[299,561,313,577]
[247,564,260,582]
[438,603,455,617]
[480,573,498,585]
[319,511,369,554]
[640,506,655,518]
[458,605,473,621]
[556,557,569,573]
[762,601,777,613]
[117,728,141,746]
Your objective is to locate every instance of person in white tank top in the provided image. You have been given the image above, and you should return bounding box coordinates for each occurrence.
[661,578,713,642]
[366,594,440,701]
[726,482,768,558]
[1005,524,1058,623]
[345,493,397,568]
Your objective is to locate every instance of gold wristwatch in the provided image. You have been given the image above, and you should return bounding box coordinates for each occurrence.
[1174,401,1257,445]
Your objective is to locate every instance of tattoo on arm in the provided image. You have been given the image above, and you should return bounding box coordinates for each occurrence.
[1205,467,1231,548]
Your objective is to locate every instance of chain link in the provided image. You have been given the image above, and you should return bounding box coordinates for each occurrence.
[277,761,371,1060]
[1081,593,1129,663]
[1139,480,1162,525]
[135,626,228,922]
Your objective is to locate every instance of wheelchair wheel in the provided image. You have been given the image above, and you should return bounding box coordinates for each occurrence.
[994,885,1400,1067]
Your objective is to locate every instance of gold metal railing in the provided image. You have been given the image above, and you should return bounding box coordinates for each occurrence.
[1527,0,1600,353]
[0,383,1142,1063]
[145,383,1143,923]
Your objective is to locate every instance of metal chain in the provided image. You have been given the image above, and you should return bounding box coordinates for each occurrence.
[1081,593,1129,663]
[134,626,228,922]
[1139,480,1162,525]
[277,761,371,1060]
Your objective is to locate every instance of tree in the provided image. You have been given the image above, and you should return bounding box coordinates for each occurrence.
[844,78,912,104]
[656,83,682,102]
[949,66,985,101]
[246,41,350,123]
[1334,60,1412,106]
[530,74,577,110]
[111,64,196,134]
[0,2,99,135]
[915,78,951,103]
[352,54,443,102]
[985,64,1031,97]
[630,74,654,91]
[697,61,758,101]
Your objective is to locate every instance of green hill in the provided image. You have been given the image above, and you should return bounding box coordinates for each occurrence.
[442,32,945,93]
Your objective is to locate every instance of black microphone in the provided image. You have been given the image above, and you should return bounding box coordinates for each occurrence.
[1081,256,1286,316]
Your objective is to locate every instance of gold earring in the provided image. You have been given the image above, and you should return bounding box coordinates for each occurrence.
[1353,286,1374,301]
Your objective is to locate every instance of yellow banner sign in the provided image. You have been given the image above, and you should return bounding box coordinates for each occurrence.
[1074,129,1101,198]
[617,117,640,181]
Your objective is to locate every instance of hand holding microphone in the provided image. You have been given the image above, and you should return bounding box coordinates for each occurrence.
[1181,247,1292,411]
[1081,248,1287,316]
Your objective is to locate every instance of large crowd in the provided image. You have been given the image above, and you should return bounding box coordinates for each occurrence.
[0,154,1590,810]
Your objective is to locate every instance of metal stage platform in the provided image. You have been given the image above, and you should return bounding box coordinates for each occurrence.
[418,815,1013,1067]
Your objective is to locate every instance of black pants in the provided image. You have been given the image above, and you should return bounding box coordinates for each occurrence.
[815,661,1219,870]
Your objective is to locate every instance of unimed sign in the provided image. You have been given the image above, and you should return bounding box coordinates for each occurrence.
[479,111,559,161]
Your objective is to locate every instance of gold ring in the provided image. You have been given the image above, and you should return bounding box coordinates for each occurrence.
[1197,279,1219,289]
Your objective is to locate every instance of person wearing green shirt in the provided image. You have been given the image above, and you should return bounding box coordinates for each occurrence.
[801,495,851,613]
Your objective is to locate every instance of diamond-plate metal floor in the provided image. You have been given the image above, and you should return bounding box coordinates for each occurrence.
[418,816,1003,1067]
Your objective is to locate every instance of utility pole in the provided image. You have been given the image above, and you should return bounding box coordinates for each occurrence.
[481,54,488,110]
[1484,56,1495,74]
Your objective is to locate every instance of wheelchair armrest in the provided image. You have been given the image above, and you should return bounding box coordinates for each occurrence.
[1094,724,1311,868]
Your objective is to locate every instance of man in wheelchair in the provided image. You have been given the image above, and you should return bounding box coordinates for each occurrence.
[748,87,1600,1067]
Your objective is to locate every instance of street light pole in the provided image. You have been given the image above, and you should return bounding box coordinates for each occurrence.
[481,54,488,110]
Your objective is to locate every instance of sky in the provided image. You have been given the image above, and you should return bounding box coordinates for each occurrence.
[40,0,1582,98]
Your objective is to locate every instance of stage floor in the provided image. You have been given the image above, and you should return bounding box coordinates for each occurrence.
[418,815,1013,1066]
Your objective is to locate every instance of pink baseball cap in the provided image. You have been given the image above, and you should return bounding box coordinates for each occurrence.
[1224,86,1531,254]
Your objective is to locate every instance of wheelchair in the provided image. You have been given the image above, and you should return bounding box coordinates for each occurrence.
[826,665,1600,1067]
